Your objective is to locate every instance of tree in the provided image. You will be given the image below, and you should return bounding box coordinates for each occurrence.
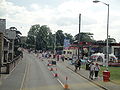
[26,24,40,48]
[36,25,51,50]
[74,32,95,42]
[26,24,52,51]
[47,32,54,50]
[9,27,22,57]
[56,30,65,46]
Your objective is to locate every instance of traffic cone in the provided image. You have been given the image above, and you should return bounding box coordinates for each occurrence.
[64,76,69,89]
[64,84,69,89]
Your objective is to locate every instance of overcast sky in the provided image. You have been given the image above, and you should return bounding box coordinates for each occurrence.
[0,0,120,42]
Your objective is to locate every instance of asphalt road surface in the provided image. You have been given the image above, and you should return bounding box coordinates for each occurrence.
[0,52,104,90]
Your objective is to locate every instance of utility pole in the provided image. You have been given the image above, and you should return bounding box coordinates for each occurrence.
[78,14,81,60]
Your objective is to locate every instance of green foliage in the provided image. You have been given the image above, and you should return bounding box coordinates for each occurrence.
[74,32,95,42]
[9,27,22,57]
[26,24,96,51]
[26,24,52,51]
[99,66,120,84]
[56,30,65,46]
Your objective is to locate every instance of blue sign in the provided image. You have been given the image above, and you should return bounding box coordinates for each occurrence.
[63,39,70,48]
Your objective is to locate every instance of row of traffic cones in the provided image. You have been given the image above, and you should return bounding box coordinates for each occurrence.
[47,61,69,89]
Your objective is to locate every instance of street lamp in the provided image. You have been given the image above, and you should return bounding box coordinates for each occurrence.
[54,32,56,55]
[78,14,81,60]
[33,36,36,53]
[93,0,109,69]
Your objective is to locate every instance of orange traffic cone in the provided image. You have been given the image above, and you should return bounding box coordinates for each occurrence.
[64,76,69,89]
[64,84,69,89]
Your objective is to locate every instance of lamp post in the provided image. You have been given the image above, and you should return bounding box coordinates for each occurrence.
[78,14,81,60]
[93,0,109,69]
[54,32,56,55]
[34,36,36,53]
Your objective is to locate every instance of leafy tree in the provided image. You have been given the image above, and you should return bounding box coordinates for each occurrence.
[47,32,54,50]
[26,24,40,48]
[56,30,65,46]
[9,27,22,57]
[74,32,95,42]
[36,25,51,50]
[26,24,52,51]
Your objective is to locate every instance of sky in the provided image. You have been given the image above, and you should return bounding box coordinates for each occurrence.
[0,0,120,42]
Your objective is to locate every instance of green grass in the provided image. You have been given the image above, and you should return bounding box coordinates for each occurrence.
[99,66,120,84]
[81,64,120,84]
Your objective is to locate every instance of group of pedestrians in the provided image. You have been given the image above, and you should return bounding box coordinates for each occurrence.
[89,62,100,80]
[73,58,100,80]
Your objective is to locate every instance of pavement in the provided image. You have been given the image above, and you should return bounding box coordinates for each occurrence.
[63,60,120,90]
[0,58,26,90]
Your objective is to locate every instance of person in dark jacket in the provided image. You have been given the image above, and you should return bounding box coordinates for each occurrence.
[74,60,81,72]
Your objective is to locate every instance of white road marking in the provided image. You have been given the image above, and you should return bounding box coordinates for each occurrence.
[57,78,64,87]
[20,62,29,90]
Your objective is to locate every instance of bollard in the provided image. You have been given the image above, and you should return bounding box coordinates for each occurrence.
[103,70,110,82]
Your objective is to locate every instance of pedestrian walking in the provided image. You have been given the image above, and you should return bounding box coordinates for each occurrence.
[94,63,100,79]
[89,62,95,80]
[78,60,81,70]
[74,60,81,72]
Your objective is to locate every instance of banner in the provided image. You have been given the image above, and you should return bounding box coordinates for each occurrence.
[63,39,70,49]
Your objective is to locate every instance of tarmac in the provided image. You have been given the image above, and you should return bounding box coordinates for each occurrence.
[64,60,120,90]
[0,55,120,90]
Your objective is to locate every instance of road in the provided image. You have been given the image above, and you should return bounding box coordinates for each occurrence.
[0,51,104,90]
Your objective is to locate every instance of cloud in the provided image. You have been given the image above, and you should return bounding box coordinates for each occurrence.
[0,0,120,42]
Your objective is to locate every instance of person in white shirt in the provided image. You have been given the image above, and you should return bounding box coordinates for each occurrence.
[94,63,100,79]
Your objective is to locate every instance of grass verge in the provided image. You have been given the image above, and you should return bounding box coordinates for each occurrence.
[81,64,120,85]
